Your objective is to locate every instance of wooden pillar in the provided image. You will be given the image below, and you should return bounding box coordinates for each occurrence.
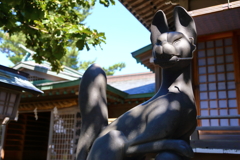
[233,31,240,124]
[0,124,7,160]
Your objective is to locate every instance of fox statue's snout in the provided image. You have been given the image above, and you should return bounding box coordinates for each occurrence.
[153,32,196,69]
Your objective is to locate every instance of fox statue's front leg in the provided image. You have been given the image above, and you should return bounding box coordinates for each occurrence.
[87,130,193,160]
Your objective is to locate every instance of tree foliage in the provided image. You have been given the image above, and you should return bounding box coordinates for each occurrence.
[59,47,126,75]
[0,31,27,64]
[61,47,80,70]
[0,0,115,72]
[103,63,126,75]
[79,59,125,75]
[0,32,125,75]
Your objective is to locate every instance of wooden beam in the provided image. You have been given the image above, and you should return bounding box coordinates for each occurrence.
[179,0,189,10]
[154,0,168,9]
[191,139,240,150]
[128,0,143,7]
[197,115,240,119]
[132,1,151,11]
[196,126,240,131]
[121,0,150,30]
[19,99,78,111]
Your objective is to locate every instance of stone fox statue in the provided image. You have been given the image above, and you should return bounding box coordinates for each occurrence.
[76,6,197,160]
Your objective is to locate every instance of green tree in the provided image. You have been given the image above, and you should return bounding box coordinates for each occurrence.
[103,63,125,75]
[61,47,80,70]
[79,59,125,75]
[0,32,27,64]
[0,0,115,72]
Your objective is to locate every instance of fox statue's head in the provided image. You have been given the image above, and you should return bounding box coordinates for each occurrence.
[151,6,197,69]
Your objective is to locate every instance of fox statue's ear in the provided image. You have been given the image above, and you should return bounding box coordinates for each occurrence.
[174,6,197,44]
[151,10,169,46]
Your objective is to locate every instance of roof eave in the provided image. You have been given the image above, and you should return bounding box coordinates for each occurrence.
[13,62,81,80]
[130,3,240,70]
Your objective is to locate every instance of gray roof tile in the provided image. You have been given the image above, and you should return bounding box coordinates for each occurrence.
[107,72,155,94]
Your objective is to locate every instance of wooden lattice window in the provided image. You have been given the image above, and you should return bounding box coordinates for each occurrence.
[47,108,81,160]
[196,36,239,126]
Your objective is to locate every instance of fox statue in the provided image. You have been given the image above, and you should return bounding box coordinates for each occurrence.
[76,6,197,160]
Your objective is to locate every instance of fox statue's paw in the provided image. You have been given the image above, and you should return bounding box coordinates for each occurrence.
[155,140,193,160]
[167,140,194,158]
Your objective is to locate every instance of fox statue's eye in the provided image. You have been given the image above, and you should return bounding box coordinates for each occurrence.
[173,38,181,45]
[156,40,162,46]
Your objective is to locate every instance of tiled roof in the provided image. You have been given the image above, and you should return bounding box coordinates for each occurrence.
[13,61,81,81]
[107,72,155,94]
[0,65,43,94]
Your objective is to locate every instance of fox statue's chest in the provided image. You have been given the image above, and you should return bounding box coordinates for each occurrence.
[102,92,196,139]
[147,92,196,116]
[147,92,197,136]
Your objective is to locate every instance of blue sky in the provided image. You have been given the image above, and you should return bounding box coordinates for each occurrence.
[0,1,151,75]
[0,52,14,67]
[80,1,151,75]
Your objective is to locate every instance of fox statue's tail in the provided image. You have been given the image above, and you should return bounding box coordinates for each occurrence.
[76,64,109,160]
